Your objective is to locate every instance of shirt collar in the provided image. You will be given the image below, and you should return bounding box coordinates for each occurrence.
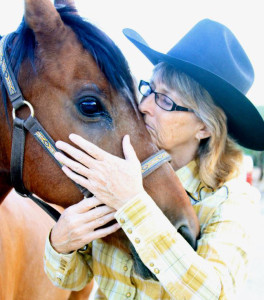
[176,160,201,196]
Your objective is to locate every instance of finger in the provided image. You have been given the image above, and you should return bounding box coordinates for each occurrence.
[68,196,104,213]
[56,141,96,169]
[55,152,93,178]
[63,165,107,197]
[88,211,117,230]
[88,222,121,241]
[61,165,95,190]
[122,135,138,162]
[81,205,116,223]
[69,213,119,249]
[69,133,107,161]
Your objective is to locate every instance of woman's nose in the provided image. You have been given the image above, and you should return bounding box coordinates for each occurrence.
[138,94,155,115]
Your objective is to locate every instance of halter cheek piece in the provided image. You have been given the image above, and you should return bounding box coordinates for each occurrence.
[0,34,171,221]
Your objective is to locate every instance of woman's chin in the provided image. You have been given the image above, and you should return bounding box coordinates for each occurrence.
[148,131,157,145]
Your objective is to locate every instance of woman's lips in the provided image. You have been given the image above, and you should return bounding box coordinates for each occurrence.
[145,123,154,131]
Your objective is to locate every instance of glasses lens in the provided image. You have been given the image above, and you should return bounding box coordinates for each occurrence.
[139,81,152,97]
[155,93,173,111]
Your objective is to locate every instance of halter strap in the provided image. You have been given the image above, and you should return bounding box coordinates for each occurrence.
[141,150,171,178]
[0,33,171,222]
[0,35,25,109]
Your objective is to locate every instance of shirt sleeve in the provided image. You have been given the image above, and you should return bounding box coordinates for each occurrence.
[43,233,93,291]
[114,188,259,300]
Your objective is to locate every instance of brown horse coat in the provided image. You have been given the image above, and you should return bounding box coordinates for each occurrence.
[0,190,93,300]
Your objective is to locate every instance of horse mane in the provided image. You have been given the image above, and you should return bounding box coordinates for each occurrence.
[0,5,136,121]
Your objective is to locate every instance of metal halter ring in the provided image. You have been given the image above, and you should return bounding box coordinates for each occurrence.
[12,100,35,120]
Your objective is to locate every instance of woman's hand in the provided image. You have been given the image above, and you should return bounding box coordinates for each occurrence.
[50,197,120,254]
[54,134,144,210]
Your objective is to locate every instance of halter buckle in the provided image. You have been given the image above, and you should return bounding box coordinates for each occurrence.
[12,100,35,120]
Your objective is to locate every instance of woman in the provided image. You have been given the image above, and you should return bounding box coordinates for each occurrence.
[44,19,264,299]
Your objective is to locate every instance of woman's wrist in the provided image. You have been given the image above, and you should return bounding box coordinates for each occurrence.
[114,190,148,213]
[113,188,146,210]
[50,227,72,254]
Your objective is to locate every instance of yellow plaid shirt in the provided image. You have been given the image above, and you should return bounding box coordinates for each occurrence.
[44,161,260,299]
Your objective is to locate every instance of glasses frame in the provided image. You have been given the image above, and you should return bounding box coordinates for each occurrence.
[138,80,194,113]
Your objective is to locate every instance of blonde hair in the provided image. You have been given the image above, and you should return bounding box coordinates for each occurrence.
[153,63,243,189]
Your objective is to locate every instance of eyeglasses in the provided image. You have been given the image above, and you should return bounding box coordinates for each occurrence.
[138,80,194,112]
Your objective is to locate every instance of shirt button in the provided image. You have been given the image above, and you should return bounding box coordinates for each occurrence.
[126,292,131,297]
[123,266,128,271]
[149,262,154,267]
[154,268,160,274]
[135,238,140,244]
[120,218,125,224]
[127,228,133,234]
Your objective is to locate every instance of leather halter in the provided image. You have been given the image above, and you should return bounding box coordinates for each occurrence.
[0,34,171,221]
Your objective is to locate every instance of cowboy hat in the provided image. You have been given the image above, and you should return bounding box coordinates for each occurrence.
[123,19,264,151]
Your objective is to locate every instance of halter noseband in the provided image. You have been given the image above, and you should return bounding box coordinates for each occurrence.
[0,34,171,221]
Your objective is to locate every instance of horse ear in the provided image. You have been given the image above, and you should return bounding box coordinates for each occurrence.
[54,0,78,15]
[54,0,76,9]
[25,0,67,46]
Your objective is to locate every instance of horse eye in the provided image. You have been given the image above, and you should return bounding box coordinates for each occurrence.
[77,98,104,116]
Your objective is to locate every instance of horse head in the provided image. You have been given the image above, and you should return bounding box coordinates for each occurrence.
[0,0,199,279]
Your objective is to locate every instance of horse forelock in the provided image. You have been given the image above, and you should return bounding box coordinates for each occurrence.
[57,6,137,105]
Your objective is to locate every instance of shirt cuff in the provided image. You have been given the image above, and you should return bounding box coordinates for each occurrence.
[45,232,78,279]
[115,191,185,251]
[115,190,176,238]
[44,234,93,290]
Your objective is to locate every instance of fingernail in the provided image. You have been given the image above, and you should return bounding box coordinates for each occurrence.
[69,133,79,140]
[55,141,62,148]
[62,165,69,172]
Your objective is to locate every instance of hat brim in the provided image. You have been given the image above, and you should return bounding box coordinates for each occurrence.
[123,29,264,151]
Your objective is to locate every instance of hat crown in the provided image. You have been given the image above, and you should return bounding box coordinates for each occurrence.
[167,19,254,95]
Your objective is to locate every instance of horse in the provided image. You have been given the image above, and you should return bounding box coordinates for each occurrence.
[0,0,200,298]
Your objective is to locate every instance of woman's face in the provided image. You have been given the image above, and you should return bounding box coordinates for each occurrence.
[138,79,207,153]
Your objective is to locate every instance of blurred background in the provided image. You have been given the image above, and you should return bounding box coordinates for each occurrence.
[1,1,263,298]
